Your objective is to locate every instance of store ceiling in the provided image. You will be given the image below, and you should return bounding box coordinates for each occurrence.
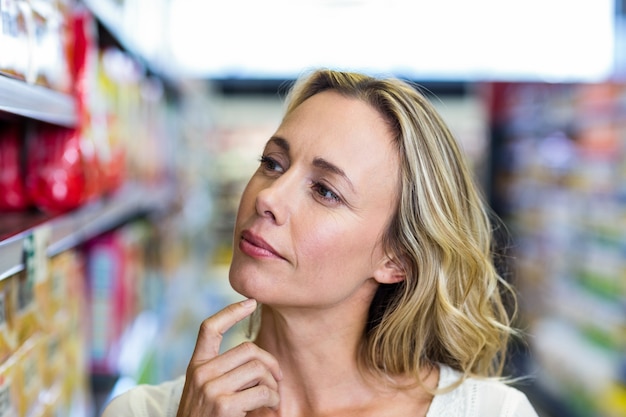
[92,0,617,82]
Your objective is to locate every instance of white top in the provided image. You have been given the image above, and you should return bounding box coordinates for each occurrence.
[102,365,539,417]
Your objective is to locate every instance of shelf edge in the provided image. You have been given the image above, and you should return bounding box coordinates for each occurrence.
[0,183,175,281]
[0,75,77,127]
[0,235,25,281]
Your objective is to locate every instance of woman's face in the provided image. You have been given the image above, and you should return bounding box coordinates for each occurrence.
[229,91,401,309]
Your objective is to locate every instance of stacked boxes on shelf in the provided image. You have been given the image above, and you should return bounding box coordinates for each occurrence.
[0,229,90,416]
[0,219,167,416]
[493,82,626,417]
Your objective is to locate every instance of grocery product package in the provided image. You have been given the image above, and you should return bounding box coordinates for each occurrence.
[30,0,72,93]
[24,122,101,213]
[0,122,30,210]
[71,6,125,195]
[84,231,135,375]
[0,0,32,82]
[0,276,18,365]
[0,352,20,417]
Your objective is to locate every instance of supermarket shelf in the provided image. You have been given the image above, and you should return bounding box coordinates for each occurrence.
[83,0,130,50]
[0,182,176,281]
[0,74,77,127]
[83,0,170,78]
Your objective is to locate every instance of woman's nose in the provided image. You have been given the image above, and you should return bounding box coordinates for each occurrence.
[254,175,294,225]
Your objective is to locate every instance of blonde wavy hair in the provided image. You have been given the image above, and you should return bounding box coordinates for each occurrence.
[281,69,518,390]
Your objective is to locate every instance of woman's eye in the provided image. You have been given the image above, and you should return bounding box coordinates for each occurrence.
[312,183,341,203]
[259,155,283,173]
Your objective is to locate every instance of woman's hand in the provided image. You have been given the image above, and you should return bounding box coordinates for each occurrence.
[176,299,282,416]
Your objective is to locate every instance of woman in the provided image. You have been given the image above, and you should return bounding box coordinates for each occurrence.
[103,69,539,416]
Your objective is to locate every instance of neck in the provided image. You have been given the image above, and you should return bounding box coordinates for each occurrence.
[254,294,379,414]
[256,304,367,367]
[252,302,438,417]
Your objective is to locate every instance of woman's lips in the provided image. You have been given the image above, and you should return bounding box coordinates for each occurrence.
[240,230,285,260]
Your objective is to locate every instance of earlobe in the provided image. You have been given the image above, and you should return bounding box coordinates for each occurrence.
[373,258,406,284]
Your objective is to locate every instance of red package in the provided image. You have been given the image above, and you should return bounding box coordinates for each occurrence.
[71,7,121,194]
[0,123,30,210]
[24,123,101,213]
[84,231,135,374]
[69,5,93,102]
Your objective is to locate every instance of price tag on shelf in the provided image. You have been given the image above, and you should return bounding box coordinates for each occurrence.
[22,226,50,288]
[18,225,50,344]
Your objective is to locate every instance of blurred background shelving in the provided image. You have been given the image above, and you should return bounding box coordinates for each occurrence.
[487,81,626,417]
[1,1,626,416]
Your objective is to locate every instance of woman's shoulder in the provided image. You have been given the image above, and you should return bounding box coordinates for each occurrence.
[427,365,539,417]
[101,376,185,417]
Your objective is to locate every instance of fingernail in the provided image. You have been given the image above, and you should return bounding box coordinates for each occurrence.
[241,298,257,309]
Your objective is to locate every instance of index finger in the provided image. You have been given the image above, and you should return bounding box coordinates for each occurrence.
[191,298,258,361]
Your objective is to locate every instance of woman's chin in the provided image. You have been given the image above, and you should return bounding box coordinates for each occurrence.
[228,274,261,301]
[228,265,289,306]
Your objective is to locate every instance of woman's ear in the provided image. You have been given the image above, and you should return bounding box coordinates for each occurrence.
[373,257,406,284]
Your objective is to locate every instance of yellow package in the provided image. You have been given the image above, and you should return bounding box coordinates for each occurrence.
[17,229,49,345]
[51,249,87,335]
[15,334,45,417]
[0,276,18,364]
[62,324,89,402]
[600,382,626,417]
[0,351,20,417]
[46,251,70,325]
[38,381,65,417]
[41,329,65,391]
[15,269,43,346]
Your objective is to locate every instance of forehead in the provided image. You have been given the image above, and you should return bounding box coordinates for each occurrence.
[276,91,400,195]
[279,91,393,151]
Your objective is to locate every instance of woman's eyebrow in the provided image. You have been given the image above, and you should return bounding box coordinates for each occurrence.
[268,136,290,152]
[313,157,355,193]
